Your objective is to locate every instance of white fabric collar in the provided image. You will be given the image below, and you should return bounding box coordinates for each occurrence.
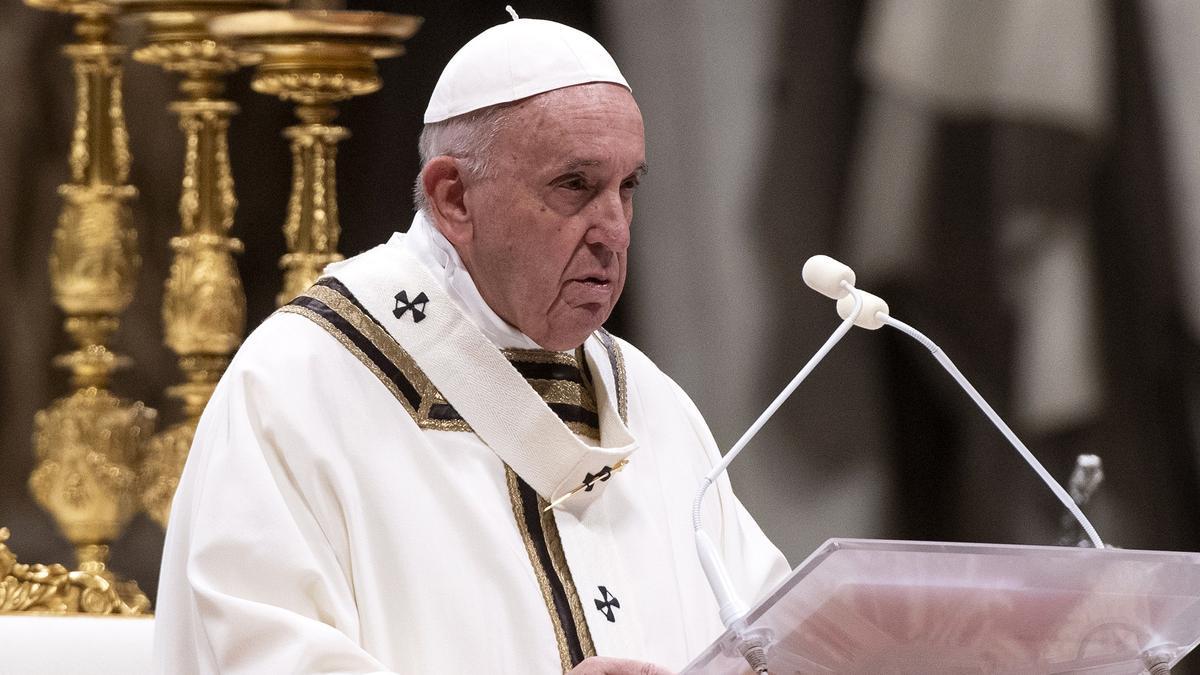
[391,211,542,350]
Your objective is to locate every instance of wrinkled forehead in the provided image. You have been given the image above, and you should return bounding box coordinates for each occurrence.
[498,83,645,159]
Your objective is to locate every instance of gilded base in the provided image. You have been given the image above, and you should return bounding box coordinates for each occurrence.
[0,528,150,615]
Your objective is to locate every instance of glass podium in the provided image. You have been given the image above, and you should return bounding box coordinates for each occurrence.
[682,539,1200,674]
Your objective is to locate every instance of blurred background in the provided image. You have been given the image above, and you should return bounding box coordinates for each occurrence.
[2,0,1198,632]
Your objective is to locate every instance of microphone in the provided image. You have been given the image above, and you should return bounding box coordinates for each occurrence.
[837,289,889,330]
[692,255,1105,673]
[812,256,1105,549]
[801,254,856,299]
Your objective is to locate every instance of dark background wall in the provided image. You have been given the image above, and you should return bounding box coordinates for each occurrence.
[2,5,1198,671]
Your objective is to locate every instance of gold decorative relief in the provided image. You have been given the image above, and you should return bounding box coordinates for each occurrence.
[162,235,245,357]
[0,528,149,615]
[29,388,155,549]
[50,184,139,317]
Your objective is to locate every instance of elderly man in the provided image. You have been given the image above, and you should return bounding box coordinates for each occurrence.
[154,16,787,675]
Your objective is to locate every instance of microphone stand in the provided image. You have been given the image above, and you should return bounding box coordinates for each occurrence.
[691,255,1107,675]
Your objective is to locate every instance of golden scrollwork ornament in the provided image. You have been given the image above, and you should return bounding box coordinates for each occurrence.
[0,528,149,615]
[116,0,284,527]
[209,9,421,305]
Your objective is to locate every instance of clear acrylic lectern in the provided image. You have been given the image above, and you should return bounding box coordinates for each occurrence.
[682,539,1200,674]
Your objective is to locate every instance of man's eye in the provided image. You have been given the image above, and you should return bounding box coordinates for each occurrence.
[621,178,640,192]
[559,177,588,191]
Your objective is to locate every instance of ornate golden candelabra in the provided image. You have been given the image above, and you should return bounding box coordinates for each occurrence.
[209,10,421,305]
[20,0,154,613]
[115,0,283,529]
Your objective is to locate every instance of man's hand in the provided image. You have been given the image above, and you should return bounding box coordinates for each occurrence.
[566,656,675,675]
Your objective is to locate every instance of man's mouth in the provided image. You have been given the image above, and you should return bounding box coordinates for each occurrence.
[564,274,614,306]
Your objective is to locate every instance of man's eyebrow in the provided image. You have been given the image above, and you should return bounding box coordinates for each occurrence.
[556,159,648,176]
[560,159,602,172]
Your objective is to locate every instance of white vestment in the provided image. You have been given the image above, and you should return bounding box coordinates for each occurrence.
[154,219,789,674]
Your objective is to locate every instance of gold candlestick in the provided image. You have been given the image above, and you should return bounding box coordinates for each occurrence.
[115,0,284,528]
[209,10,421,305]
[22,0,154,613]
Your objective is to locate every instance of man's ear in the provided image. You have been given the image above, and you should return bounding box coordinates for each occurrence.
[422,156,473,246]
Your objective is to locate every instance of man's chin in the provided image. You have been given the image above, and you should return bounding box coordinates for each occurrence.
[533,307,611,351]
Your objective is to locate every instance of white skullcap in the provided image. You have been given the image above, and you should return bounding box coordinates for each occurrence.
[423,13,630,124]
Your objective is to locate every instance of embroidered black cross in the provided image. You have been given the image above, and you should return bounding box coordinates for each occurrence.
[582,465,614,492]
[594,586,620,622]
[393,290,429,323]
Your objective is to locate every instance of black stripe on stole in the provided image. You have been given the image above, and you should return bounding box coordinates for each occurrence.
[547,402,600,430]
[314,277,376,323]
[513,474,591,668]
[287,294,423,411]
[284,277,605,437]
[510,359,586,384]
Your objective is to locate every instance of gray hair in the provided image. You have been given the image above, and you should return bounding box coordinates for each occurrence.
[413,103,518,213]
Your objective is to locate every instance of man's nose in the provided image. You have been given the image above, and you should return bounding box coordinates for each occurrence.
[584,189,631,251]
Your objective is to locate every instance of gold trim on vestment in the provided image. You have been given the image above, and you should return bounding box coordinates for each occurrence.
[526,379,598,413]
[286,285,605,436]
[305,285,436,411]
[298,285,463,431]
[597,329,629,424]
[563,421,600,441]
[506,467,577,673]
[277,303,420,415]
[540,506,597,660]
[614,349,628,423]
[501,348,583,368]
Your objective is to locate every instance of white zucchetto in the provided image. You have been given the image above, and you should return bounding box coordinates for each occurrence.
[423,14,630,124]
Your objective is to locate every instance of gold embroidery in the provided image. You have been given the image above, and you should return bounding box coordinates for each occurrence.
[507,348,600,440]
[417,415,472,433]
[305,285,440,413]
[563,421,600,441]
[278,304,419,417]
[298,285,457,433]
[540,506,597,660]
[526,379,598,412]
[282,285,603,438]
[506,467,575,672]
[501,348,583,367]
[597,330,628,423]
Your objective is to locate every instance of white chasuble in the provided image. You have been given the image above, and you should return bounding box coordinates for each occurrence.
[153,239,789,674]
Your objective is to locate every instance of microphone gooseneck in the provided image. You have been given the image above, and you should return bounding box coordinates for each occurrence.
[691,276,864,672]
[808,254,1104,549]
[691,254,1107,673]
[880,313,1104,549]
